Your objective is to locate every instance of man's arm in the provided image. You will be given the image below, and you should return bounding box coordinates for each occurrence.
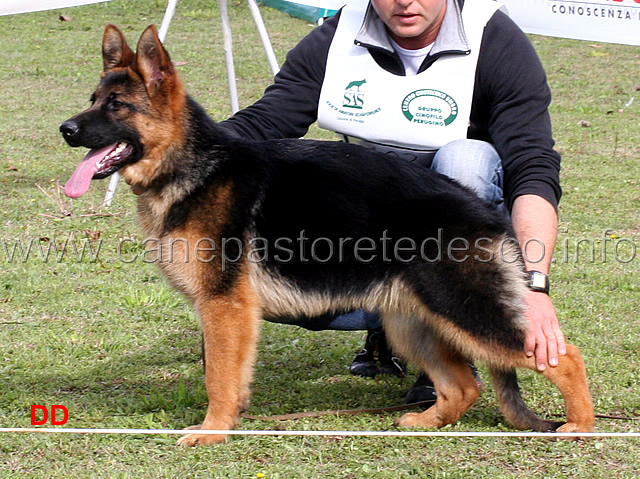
[511,194,566,371]
[476,13,565,369]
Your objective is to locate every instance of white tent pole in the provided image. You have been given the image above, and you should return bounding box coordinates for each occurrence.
[246,0,280,76]
[103,161,120,207]
[103,0,178,207]
[219,0,240,114]
[158,0,178,42]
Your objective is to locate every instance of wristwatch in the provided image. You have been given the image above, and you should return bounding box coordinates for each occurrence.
[527,271,550,295]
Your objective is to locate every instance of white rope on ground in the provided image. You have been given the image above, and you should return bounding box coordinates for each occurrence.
[1,428,640,438]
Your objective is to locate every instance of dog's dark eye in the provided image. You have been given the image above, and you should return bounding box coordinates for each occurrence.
[110,100,125,111]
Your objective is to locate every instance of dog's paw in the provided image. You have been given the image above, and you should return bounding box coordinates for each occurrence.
[394,411,442,428]
[555,422,594,434]
[394,412,422,428]
[176,424,228,447]
[177,432,228,447]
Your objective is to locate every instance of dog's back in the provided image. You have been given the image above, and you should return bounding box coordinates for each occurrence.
[217,139,526,349]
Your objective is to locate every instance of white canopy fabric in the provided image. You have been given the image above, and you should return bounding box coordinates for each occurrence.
[261,0,345,24]
[502,0,639,47]
[0,0,114,16]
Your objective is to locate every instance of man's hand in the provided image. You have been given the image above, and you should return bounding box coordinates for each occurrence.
[523,290,566,371]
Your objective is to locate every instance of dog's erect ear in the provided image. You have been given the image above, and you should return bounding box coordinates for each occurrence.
[102,24,135,73]
[134,25,175,95]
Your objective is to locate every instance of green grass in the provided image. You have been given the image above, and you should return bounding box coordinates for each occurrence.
[1,1,639,477]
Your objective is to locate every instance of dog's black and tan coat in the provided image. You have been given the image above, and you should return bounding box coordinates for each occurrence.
[60,25,594,446]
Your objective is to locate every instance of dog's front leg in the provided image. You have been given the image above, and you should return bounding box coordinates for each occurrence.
[177,280,260,447]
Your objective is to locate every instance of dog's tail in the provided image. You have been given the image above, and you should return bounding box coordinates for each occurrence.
[489,367,564,431]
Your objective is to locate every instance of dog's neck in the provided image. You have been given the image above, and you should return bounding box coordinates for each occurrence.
[130,96,236,237]
[124,95,227,195]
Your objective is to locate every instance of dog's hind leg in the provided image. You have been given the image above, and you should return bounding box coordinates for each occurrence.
[532,344,594,433]
[495,343,594,433]
[382,314,480,428]
[177,277,261,447]
[489,367,563,431]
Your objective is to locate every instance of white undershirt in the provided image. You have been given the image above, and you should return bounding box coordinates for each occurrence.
[390,39,434,76]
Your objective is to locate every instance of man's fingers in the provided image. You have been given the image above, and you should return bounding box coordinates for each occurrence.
[555,325,567,356]
[545,330,559,367]
[524,333,536,358]
[534,336,548,371]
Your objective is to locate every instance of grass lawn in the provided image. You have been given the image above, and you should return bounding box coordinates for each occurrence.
[1,0,639,477]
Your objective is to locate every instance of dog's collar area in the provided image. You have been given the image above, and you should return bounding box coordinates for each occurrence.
[130,185,148,195]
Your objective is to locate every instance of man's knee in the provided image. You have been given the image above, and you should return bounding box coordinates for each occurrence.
[432,139,503,204]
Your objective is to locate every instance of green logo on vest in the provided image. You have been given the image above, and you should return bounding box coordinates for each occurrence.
[342,79,367,109]
[401,89,458,126]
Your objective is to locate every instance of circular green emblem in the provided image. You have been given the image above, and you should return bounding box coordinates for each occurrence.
[401,89,458,126]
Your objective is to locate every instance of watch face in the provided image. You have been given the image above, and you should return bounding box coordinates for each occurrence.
[528,271,549,293]
[530,273,547,290]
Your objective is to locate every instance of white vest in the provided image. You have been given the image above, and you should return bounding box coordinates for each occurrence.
[317,0,501,153]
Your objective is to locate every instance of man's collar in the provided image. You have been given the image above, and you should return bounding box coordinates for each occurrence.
[354,0,470,55]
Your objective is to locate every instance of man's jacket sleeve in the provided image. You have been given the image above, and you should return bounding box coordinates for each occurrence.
[474,11,562,210]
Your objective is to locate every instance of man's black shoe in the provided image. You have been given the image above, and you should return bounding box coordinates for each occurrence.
[405,373,437,404]
[377,332,406,377]
[405,364,483,404]
[469,362,484,388]
[350,328,407,378]
[378,355,407,378]
[349,329,382,378]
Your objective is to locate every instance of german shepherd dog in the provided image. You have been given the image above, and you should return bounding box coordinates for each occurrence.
[60,25,594,446]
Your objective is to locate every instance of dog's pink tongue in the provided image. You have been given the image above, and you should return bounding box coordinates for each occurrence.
[64,144,116,198]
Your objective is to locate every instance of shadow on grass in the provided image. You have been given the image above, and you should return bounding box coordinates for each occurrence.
[4,326,450,429]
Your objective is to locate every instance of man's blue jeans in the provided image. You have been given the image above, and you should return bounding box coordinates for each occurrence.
[431,139,504,211]
[271,139,505,331]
